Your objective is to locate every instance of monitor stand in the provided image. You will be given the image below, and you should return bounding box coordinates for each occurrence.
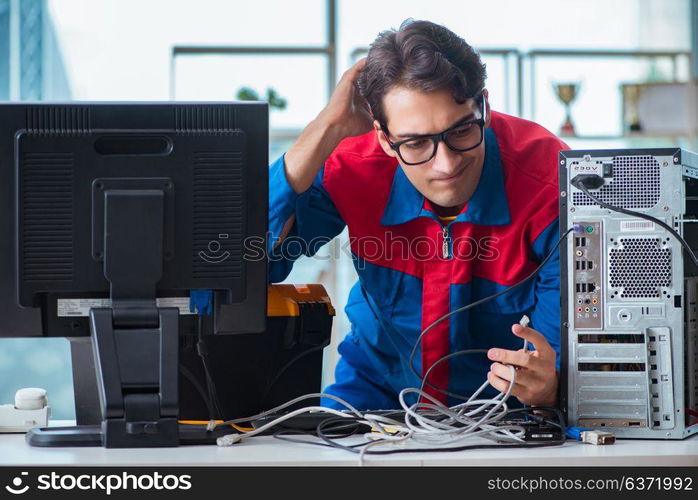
[26,183,215,447]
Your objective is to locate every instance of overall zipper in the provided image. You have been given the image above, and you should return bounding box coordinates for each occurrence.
[442,225,452,259]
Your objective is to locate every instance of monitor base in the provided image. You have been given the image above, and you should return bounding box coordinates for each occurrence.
[25,423,233,447]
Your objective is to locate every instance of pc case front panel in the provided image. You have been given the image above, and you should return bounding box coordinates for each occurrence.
[560,149,698,439]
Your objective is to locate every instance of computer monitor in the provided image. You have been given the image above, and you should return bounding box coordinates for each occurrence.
[0,102,268,447]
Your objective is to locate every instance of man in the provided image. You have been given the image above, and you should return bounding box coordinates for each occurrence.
[268,19,566,410]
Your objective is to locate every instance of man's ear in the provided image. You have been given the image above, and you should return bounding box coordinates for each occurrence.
[374,120,397,158]
[483,88,491,129]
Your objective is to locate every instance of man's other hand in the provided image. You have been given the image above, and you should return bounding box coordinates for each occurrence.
[486,324,559,407]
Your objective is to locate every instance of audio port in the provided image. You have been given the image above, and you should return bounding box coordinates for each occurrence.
[584,307,590,313]
[592,307,598,313]
[592,298,598,305]
[584,298,591,304]
[577,307,583,313]
[577,298,583,305]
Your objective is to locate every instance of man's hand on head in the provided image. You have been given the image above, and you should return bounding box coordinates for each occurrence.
[285,58,373,194]
[486,324,559,407]
[318,57,374,139]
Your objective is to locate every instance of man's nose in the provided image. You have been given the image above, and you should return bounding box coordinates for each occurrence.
[431,140,462,176]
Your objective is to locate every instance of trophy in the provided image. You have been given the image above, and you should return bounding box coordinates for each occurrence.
[553,82,580,137]
[622,83,644,132]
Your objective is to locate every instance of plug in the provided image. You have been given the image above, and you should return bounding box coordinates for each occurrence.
[580,430,615,445]
[566,427,615,445]
[571,174,605,190]
[217,433,243,446]
[189,290,213,315]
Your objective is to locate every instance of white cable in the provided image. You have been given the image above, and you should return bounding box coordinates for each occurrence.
[216,405,357,446]
[213,392,362,428]
[215,315,534,461]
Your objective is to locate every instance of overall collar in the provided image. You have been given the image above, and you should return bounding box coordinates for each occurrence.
[380,128,511,227]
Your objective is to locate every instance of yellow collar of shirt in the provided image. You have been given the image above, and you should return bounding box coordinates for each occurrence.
[437,215,458,223]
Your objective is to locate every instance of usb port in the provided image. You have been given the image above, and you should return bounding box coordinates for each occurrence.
[588,261,593,270]
[576,261,581,270]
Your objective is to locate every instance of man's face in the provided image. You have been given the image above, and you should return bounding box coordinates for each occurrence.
[375,86,490,212]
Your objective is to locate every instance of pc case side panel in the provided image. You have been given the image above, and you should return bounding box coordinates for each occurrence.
[686,277,698,436]
[559,151,571,420]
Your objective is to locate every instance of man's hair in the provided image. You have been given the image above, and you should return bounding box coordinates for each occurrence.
[358,19,487,127]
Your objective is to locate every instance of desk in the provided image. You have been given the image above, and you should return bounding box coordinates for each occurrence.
[1,422,697,466]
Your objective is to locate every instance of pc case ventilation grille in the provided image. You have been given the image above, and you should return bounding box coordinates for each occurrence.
[609,237,671,298]
[572,155,661,209]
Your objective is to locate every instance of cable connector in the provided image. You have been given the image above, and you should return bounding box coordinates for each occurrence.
[565,426,590,441]
[566,427,615,445]
[580,430,615,445]
[217,433,243,446]
[519,315,530,328]
[571,174,605,190]
[189,290,213,315]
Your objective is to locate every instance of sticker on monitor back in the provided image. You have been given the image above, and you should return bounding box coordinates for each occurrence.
[57,297,194,317]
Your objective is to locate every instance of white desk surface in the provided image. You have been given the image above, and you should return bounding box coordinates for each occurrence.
[1,422,697,467]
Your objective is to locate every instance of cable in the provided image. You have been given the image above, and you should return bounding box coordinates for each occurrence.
[178,364,214,418]
[408,228,573,398]
[214,392,363,428]
[417,348,487,402]
[259,343,326,408]
[196,314,226,420]
[310,409,566,466]
[212,230,574,457]
[178,420,254,432]
[215,335,532,451]
[572,174,698,267]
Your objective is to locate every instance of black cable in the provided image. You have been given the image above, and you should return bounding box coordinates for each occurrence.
[196,314,225,420]
[419,349,489,402]
[259,344,326,408]
[572,175,698,267]
[312,414,566,456]
[315,416,383,453]
[273,429,373,449]
[408,227,575,398]
[273,418,368,443]
[178,364,214,418]
[264,406,566,456]
[356,228,572,403]
[502,406,567,437]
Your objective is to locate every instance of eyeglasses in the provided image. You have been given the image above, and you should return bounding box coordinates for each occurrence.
[381,92,486,166]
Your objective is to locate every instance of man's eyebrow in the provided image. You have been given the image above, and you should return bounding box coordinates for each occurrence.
[393,112,476,138]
